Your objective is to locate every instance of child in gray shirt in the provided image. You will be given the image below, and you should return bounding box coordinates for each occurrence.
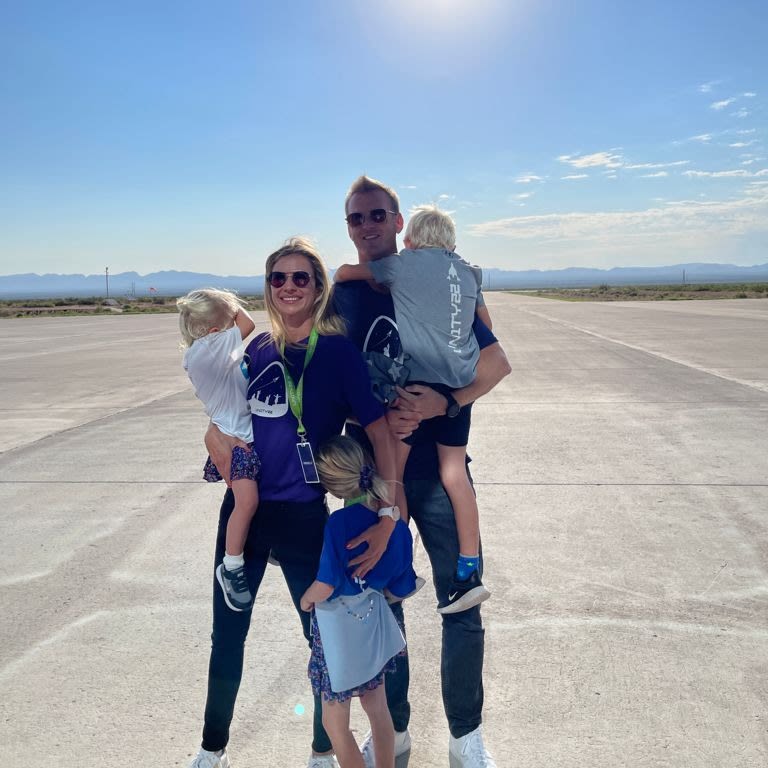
[334,205,492,614]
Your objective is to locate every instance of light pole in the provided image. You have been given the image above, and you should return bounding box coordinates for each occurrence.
[105,266,110,299]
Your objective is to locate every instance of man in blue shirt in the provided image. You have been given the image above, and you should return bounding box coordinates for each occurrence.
[333,175,510,768]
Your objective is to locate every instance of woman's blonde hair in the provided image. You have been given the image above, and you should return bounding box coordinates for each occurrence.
[263,236,345,348]
[176,288,247,348]
[317,436,389,506]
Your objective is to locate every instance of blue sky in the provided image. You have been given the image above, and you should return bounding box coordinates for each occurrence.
[1,0,766,277]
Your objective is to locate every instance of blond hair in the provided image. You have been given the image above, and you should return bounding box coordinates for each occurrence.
[262,236,345,349]
[176,288,247,348]
[345,175,400,214]
[317,436,389,506]
[405,204,456,251]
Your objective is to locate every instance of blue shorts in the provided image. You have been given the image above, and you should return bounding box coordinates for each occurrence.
[203,443,260,483]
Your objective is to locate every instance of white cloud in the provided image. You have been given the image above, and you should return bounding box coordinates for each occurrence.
[400,185,418,190]
[561,174,588,180]
[744,92,757,98]
[558,151,623,169]
[698,80,720,93]
[641,172,669,178]
[729,141,756,148]
[625,160,689,169]
[466,187,768,246]
[689,133,713,143]
[514,192,532,199]
[732,109,750,118]
[736,129,756,135]
[516,174,543,183]
[683,168,768,178]
[711,98,736,110]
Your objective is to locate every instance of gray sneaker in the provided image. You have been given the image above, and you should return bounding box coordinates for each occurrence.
[188,747,230,768]
[216,563,253,612]
[361,729,411,768]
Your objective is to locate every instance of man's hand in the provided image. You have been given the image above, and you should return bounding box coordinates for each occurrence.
[347,517,396,579]
[394,384,448,421]
[204,423,249,488]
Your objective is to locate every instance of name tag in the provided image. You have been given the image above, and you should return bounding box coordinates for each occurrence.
[297,441,320,484]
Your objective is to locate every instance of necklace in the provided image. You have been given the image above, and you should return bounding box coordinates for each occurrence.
[339,594,375,622]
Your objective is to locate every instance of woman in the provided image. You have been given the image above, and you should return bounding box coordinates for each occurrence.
[188,237,398,768]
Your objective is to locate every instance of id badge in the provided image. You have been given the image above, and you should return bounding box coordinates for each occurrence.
[297,441,320,484]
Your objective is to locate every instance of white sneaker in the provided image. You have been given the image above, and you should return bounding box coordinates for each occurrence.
[307,754,340,768]
[448,726,497,767]
[361,729,411,768]
[188,747,231,768]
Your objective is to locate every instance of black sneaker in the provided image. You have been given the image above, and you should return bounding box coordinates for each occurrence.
[437,571,490,615]
[216,563,254,612]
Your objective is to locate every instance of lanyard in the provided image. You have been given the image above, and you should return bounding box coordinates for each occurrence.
[344,494,367,508]
[280,327,318,441]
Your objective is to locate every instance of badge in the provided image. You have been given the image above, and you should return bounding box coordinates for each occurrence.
[297,441,320,484]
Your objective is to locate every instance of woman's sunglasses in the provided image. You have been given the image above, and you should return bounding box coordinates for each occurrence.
[267,270,312,288]
[345,208,398,228]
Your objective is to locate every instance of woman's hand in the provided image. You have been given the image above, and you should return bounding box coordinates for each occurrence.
[204,423,249,488]
[346,517,396,579]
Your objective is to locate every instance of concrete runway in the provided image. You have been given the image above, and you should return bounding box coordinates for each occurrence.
[1,293,766,767]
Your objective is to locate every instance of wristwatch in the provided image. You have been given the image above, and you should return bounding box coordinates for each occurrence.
[378,506,401,522]
[444,392,461,418]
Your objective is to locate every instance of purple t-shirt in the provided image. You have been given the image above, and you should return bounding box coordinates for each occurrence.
[245,332,385,502]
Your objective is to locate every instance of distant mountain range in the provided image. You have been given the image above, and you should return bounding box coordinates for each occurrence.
[1,263,767,299]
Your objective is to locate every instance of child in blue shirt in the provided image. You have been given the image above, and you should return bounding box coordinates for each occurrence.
[301,436,423,768]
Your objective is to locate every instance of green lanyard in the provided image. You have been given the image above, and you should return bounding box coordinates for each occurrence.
[344,494,367,508]
[280,327,318,442]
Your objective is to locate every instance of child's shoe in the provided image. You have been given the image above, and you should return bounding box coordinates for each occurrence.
[437,571,490,615]
[385,576,426,604]
[216,563,253,612]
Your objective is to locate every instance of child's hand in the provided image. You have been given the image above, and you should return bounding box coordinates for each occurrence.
[300,595,313,612]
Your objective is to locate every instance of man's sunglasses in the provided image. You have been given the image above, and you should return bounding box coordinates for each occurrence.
[345,208,398,228]
[267,270,312,288]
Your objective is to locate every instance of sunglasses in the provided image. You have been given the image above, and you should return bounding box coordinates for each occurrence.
[345,208,398,228]
[267,270,312,288]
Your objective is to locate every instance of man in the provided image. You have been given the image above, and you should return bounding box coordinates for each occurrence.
[333,176,510,768]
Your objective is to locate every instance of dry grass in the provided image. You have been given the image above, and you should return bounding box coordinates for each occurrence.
[509,282,768,302]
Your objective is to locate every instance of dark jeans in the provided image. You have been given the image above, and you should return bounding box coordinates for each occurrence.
[200,491,333,754]
[394,471,485,739]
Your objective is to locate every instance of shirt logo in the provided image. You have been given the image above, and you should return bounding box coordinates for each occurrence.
[247,361,289,418]
[447,262,463,352]
[363,315,404,362]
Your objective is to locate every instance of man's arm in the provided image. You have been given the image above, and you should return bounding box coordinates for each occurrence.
[335,263,375,283]
[395,341,511,420]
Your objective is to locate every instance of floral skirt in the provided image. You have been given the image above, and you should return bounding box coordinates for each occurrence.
[308,612,403,703]
[203,443,260,483]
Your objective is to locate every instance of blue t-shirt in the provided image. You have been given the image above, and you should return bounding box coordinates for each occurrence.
[316,503,417,599]
[245,332,385,502]
[332,281,497,478]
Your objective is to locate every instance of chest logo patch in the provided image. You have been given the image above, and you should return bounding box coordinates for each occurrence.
[247,361,289,418]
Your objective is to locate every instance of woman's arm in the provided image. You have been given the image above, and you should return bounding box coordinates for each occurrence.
[300,580,334,611]
[204,422,250,488]
[346,415,398,579]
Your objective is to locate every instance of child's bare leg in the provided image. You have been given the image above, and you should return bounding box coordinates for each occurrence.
[359,684,394,768]
[394,440,410,521]
[216,478,259,611]
[436,443,490,614]
[321,698,364,768]
[226,478,259,556]
[436,444,479,557]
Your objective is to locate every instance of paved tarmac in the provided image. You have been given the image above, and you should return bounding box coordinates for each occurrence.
[1,293,766,768]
